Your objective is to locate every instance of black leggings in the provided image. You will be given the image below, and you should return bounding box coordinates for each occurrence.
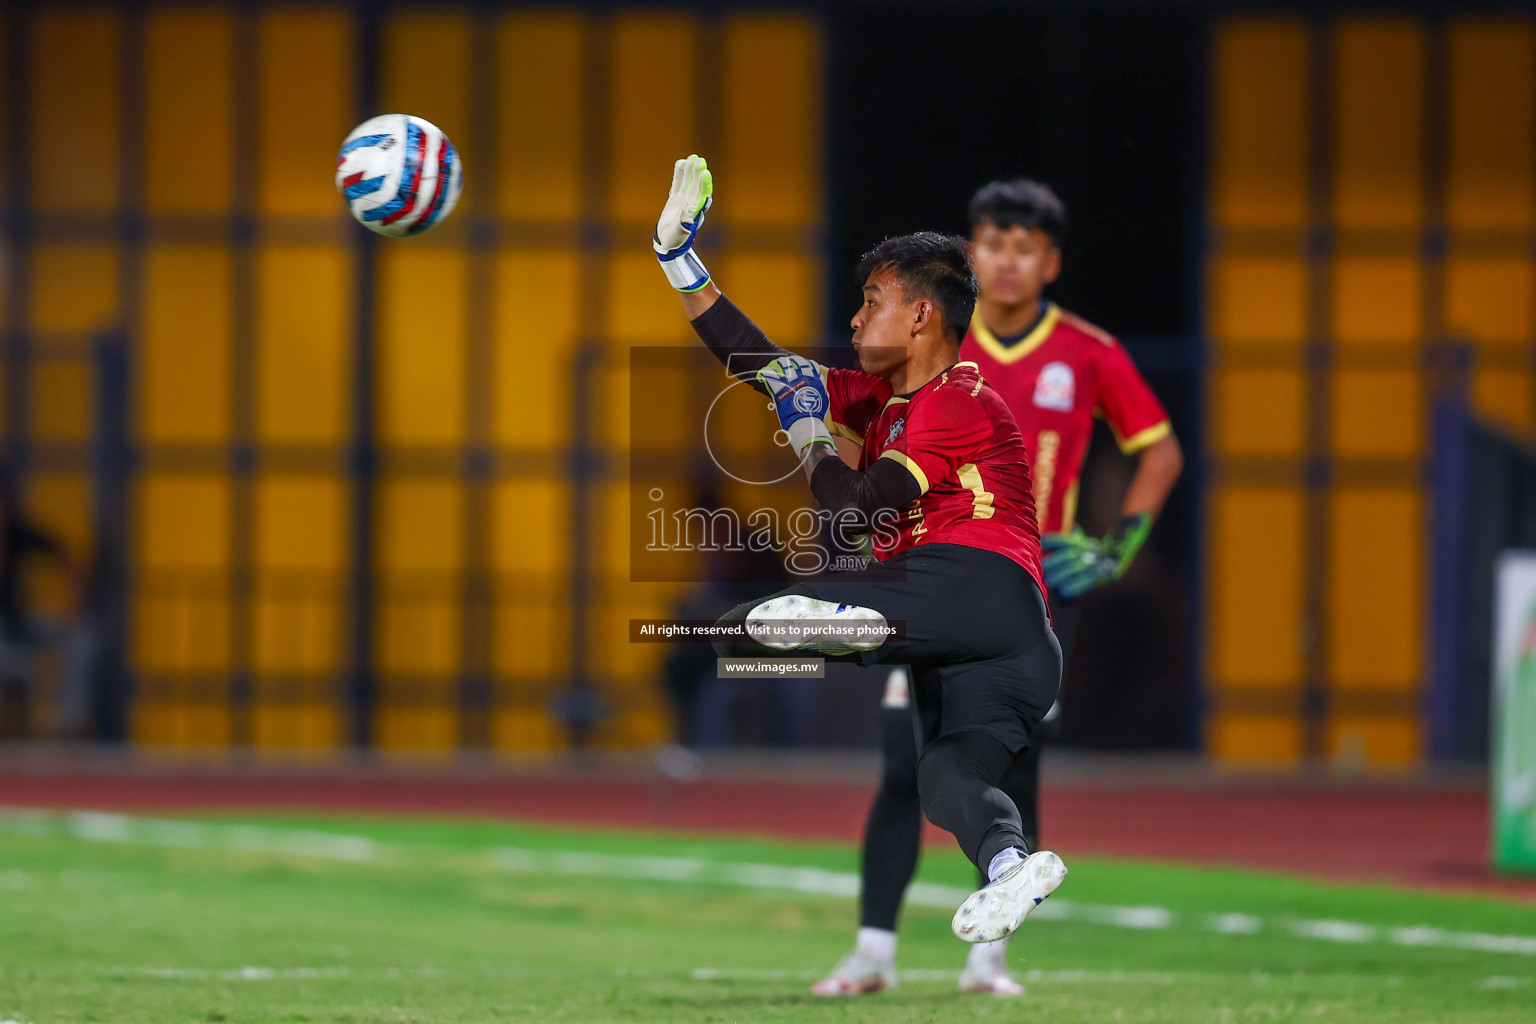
[858,597,1075,930]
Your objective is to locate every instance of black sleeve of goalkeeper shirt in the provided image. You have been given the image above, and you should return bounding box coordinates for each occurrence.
[809,454,921,520]
[689,295,793,395]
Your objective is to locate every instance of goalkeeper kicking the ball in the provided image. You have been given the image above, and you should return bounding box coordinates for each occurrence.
[815,180,1185,996]
[655,155,1068,948]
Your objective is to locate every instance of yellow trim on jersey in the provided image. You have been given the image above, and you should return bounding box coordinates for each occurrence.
[881,395,910,413]
[957,463,995,519]
[968,304,1060,365]
[1117,419,1172,455]
[1062,478,1080,532]
[879,448,930,495]
[828,419,864,444]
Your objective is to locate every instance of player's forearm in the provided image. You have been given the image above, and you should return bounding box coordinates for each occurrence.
[689,293,798,390]
[677,280,721,319]
[1119,433,1183,519]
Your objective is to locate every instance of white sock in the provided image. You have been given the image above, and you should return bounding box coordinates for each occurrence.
[966,936,1009,968]
[987,846,1026,882]
[855,926,897,963]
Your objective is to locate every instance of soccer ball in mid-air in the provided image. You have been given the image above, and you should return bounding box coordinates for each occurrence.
[336,114,462,237]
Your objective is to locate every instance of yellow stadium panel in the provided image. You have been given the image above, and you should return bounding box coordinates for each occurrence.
[253,475,346,675]
[1332,19,1424,231]
[133,701,232,750]
[491,706,565,752]
[1211,19,1310,230]
[1207,255,1308,349]
[26,472,92,558]
[251,701,342,751]
[139,475,230,571]
[597,364,632,452]
[717,254,820,347]
[31,9,119,213]
[144,7,233,215]
[256,245,352,445]
[493,248,578,448]
[1329,368,1423,460]
[590,584,682,687]
[28,361,92,442]
[1326,715,1421,768]
[1330,257,1423,348]
[375,703,458,752]
[140,245,231,444]
[29,244,119,334]
[382,9,470,209]
[600,701,670,748]
[608,14,700,224]
[1444,256,1534,347]
[606,251,693,346]
[1447,20,1535,233]
[719,15,820,228]
[1211,367,1306,459]
[258,6,354,217]
[134,475,232,674]
[1470,368,1536,435]
[375,477,463,676]
[1208,485,1306,688]
[26,472,92,616]
[377,246,467,447]
[1326,487,1422,689]
[491,478,569,577]
[497,12,584,222]
[493,592,569,681]
[1208,711,1303,765]
[628,359,691,455]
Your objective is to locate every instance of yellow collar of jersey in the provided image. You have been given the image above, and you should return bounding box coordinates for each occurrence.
[969,303,1060,364]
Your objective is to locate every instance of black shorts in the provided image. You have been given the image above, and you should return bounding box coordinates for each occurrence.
[715,543,1061,754]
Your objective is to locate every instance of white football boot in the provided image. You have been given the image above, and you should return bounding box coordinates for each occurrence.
[951,850,1067,943]
[809,949,897,996]
[746,595,888,656]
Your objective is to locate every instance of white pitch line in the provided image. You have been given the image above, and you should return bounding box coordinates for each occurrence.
[490,846,1536,958]
[7,808,1536,960]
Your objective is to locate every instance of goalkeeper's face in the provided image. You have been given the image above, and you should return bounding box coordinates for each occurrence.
[849,267,922,379]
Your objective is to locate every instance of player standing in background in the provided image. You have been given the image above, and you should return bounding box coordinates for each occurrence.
[814,180,1184,996]
[655,155,1071,952]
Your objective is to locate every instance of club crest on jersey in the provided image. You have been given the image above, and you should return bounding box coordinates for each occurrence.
[885,418,906,447]
[1034,362,1076,412]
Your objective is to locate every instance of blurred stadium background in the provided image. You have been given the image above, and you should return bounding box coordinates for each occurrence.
[0,0,1533,776]
[5,3,1536,1022]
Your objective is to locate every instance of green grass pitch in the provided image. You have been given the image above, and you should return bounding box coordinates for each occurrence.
[2,809,1534,1023]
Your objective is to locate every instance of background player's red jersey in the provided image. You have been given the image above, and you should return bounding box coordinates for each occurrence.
[960,304,1170,534]
[824,361,1044,592]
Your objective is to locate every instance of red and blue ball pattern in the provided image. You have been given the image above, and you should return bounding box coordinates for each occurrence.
[336,114,462,237]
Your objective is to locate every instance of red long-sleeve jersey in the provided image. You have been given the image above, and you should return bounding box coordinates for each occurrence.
[825,360,1044,592]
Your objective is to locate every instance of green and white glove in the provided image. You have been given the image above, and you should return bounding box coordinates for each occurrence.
[756,355,832,456]
[1040,512,1153,600]
[654,154,713,292]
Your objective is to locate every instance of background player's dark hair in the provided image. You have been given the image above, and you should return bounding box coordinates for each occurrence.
[854,232,977,345]
[967,179,1067,246]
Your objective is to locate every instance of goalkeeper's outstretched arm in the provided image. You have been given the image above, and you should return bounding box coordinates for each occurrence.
[654,154,794,392]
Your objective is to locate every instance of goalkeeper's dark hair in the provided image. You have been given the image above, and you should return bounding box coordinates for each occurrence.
[854,232,978,345]
[967,178,1067,246]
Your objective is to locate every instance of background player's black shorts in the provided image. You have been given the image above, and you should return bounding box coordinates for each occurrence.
[714,542,1061,754]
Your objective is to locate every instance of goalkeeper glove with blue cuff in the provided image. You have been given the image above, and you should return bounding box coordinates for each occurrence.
[1041,512,1153,600]
[655,154,713,292]
[756,355,832,457]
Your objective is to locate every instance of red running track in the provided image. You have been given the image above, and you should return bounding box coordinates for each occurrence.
[2,765,1532,901]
